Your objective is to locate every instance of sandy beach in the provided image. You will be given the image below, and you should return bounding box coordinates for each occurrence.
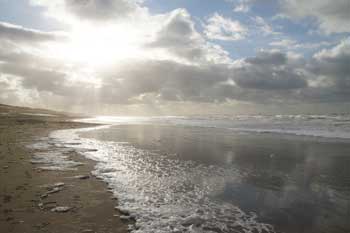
[1,0,349,231]
[0,105,129,233]
[1,104,350,233]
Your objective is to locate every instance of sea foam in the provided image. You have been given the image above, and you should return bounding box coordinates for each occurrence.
[44,126,275,233]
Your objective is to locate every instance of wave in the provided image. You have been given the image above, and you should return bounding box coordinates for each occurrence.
[75,114,350,140]
[228,127,350,139]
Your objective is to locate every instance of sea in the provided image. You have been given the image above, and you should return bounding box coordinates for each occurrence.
[30,115,350,233]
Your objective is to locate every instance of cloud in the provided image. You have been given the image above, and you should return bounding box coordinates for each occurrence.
[1,5,350,114]
[2,21,347,109]
[0,15,234,109]
[147,9,231,64]
[269,39,297,47]
[281,38,350,103]
[147,9,203,61]
[233,4,250,13]
[270,38,336,51]
[0,63,68,94]
[310,38,350,89]
[280,0,350,34]
[94,50,310,105]
[64,0,137,21]
[97,59,232,103]
[30,0,144,23]
[232,50,308,90]
[71,39,350,105]
[0,22,70,94]
[0,76,23,106]
[0,34,95,104]
[204,13,247,41]
[0,23,72,97]
[231,0,254,13]
[253,16,279,36]
[0,21,61,43]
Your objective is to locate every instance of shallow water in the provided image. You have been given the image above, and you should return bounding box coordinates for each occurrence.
[43,116,350,233]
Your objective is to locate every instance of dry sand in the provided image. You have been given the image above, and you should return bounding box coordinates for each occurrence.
[0,106,129,233]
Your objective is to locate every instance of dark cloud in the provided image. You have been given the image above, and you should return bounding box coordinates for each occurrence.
[97,60,231,103]
[94,53,308,105]
[0,44,87,99]
[245,51,287,66]
[233,51,308,90]
[300,39,350,102]
[0,44,63,69]
[0,63,68,95]
[311,39,350,87]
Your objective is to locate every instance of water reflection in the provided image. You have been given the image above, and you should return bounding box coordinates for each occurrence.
[81,124,350,233]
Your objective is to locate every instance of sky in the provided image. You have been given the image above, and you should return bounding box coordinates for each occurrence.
[0,0,349,115]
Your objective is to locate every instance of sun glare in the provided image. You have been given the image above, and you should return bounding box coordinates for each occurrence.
[49,24,144,68]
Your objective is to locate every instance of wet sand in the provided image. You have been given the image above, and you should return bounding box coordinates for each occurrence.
[0,107,129,233]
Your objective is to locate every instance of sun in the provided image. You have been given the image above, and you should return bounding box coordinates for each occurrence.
[69,27,135,67]
[48,23,144,68]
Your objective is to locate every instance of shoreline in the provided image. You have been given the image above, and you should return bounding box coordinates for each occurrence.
[2,107,350,233]
[75,123,350,233]
[0,112,129,233]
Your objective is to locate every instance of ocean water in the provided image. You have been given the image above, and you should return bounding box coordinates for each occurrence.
[32,115,350,233]
[76,114,350,140]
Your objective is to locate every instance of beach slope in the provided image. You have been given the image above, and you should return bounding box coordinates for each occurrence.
[0,104,128,233]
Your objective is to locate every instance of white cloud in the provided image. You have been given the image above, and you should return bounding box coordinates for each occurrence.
[230,0,254,13]
[148,9,232,64]
[269,39,297,47]
[204,13,247,41]
[313,38,350,60]
[253,16,279,36]
[234,4,250,13]
[270,38,337,50]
